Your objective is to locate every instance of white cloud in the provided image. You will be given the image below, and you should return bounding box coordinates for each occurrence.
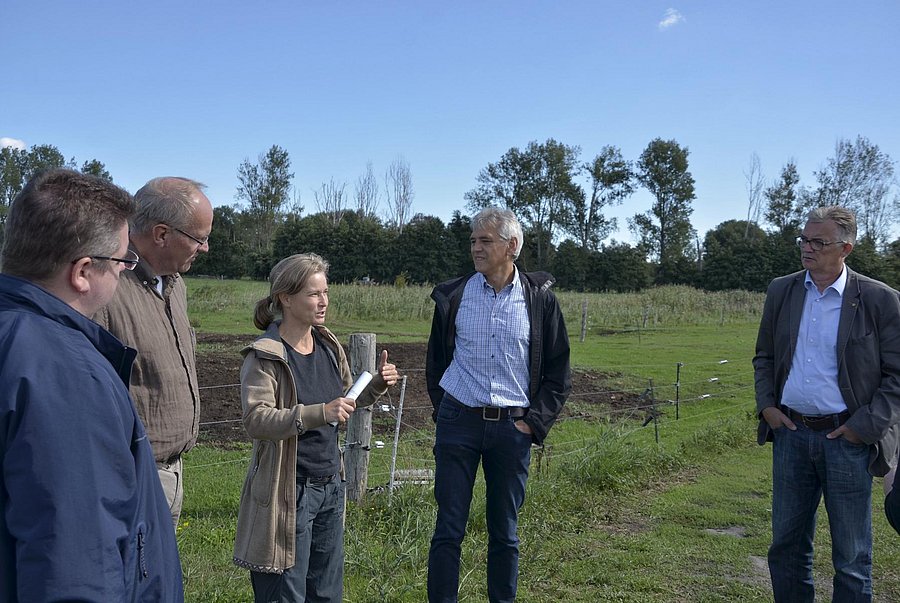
[0,137,26,150]
[658,8,685,30]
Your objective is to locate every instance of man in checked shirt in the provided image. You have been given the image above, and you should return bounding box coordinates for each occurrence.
[425,206,571,603]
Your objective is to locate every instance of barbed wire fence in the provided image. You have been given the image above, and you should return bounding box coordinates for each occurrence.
[188,349,755,501]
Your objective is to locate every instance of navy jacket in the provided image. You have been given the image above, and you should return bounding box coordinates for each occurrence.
[0,274,183,602]
[426,270,571,444]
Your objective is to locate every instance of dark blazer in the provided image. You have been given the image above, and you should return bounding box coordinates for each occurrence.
[887,458,900,535]
[753,267,900,476]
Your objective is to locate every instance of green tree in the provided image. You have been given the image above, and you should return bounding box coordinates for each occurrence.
[466,139,581,270]
[190,206,248,278]
[395,214,451,284]
[595,241,651,293]
[882,238,900,290]
[812,136,897,247]
[700,220,770,291]
[446,211,474,278]
[765,232,802,279]
[1,147,27,230]
[567,146,635,251]
[845,237,889,284]
[272,211,389,283]
[236,145,294,252]
[551,240,592,291]
[26,144,72,173]
[629,138,696,284]
[1,144,72,242]
[764,161,804,235]
[80,159,112,181]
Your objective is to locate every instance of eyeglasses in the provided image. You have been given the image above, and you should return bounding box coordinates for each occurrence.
[172,226,209,247]
[72,249,140,270]
[796,235,846,251]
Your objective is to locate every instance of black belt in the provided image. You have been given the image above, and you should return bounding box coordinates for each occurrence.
[782,407,850,431]
[299,474,336,485]
[460,404,527,422]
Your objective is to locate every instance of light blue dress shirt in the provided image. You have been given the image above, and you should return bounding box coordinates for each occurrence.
[781,267,848,415]
[439,269,531,408]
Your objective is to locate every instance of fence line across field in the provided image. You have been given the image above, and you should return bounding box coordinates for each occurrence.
[190,335,754,498]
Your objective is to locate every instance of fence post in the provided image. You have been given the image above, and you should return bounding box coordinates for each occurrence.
[388,375,407,503]
[580,300,588,343]
[345,333,376,503]
[675,362,683,420]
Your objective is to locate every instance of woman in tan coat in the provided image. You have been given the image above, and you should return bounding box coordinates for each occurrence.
[233,253,398,602]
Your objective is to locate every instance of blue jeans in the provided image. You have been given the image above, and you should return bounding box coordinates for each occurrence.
[251,476,344,603]
[427,396,533,603]
[769,424,873,603]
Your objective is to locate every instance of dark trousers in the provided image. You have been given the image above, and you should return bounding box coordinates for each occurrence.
[251,477,344,603]
[769,424,872,603]
[427,396,532,603]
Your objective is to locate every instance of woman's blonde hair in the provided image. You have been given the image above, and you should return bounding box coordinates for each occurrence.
[253,253,330,330]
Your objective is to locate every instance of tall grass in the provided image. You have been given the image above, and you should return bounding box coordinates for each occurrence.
[186,278,766,336]
[556,285,765,329]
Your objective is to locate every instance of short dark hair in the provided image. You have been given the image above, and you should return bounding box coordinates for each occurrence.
[131,177,207,235]
[806,206,858,245]
[1,168,135,281]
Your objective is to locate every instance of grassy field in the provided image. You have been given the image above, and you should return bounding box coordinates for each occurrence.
[179,280,899,602]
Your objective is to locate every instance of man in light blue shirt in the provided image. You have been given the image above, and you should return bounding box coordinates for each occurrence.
[426,207,571,603]
[779,268,846,415]
[754,206,900,602]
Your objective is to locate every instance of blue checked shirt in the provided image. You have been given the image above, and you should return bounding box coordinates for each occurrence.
[781,267,849,415]
[439,269,531,408]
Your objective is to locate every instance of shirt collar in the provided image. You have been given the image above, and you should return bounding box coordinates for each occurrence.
[475,266,520,292]
[804,265,847,297]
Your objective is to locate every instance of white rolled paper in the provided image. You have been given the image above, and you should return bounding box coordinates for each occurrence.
[346,371,373,401]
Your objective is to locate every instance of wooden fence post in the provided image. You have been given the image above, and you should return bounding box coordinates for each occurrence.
[345,333,376,503]
[580,300,588,343]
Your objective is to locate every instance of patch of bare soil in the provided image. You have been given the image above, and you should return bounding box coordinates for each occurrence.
[196,337,644,446]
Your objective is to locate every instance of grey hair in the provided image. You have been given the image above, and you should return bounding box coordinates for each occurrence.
[806,206,857,246]
[131,177,207,234]
[471,207,524,259]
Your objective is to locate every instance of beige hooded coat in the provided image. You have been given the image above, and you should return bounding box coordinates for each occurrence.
[232,322,384,573]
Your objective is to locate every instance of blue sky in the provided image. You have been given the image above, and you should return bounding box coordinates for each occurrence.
[2,1,898,243]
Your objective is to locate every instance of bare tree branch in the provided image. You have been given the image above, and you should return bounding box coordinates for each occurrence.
[384,156,414,234]
[314,177,348,227]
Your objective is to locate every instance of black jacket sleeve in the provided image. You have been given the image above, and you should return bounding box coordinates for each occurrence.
[524,289,571,444]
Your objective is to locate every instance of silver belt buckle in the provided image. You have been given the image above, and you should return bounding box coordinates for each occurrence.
[482,406,501,421]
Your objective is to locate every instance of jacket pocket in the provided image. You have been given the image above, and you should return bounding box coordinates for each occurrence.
[250,440,275,506]
[129,522,149,603]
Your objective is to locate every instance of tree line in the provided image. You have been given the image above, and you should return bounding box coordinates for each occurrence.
[1,136,898,292]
